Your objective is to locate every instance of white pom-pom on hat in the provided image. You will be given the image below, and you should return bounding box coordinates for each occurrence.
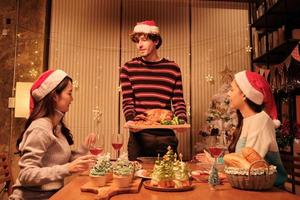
[273,119,281,128]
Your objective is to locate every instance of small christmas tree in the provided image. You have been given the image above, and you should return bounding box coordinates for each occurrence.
[208,164,220,188]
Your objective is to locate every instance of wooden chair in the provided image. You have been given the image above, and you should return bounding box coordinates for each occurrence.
[0,152,13,195]
[293,156,300,192]
[281,151,300,194]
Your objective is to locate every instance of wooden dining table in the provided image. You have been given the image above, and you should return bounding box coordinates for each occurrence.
[49,163,299,200]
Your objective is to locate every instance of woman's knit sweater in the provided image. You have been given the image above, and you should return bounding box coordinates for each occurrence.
[9,117,88,200]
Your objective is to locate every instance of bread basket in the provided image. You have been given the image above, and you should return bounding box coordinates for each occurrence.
[224,160,277,190]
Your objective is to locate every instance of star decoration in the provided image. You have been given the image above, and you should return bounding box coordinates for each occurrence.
[219,66,234,84]
[92,106,103,123]
[118,86,122,92]
[245,45,252,53]
[29,68,38,77]
[205,74,215,85]
[186,105,191,117]
[73,80,79,89]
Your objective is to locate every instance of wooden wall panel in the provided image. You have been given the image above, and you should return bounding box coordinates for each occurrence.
[49,0,249,159]
[191,0,250,154]
[49,0,121,157]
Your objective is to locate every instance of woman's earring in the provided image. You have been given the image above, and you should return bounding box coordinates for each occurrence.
[243,96,246,101]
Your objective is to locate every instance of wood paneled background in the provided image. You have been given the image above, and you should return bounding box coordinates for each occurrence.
[49,0,250,160]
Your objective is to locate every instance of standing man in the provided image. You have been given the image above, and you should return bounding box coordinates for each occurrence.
[120,20,187,160]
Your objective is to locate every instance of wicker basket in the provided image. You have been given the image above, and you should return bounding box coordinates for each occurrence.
[225,160,277,190]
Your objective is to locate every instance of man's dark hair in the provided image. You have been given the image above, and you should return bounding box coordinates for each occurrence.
[130,33,162,49]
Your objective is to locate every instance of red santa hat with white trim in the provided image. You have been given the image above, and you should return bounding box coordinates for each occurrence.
[30,69,68,114]
[234,70,281,128]
[132,20,160,35]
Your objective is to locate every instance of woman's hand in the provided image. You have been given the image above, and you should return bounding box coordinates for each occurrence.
[68,155,96,174]
[195,152,213,163]
[83,132,96,149]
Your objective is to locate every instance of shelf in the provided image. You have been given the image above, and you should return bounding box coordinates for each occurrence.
[252,39,299,64]
[252,0,300,29]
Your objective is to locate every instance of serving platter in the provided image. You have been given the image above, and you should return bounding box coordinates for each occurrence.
[124,124,190,130]
[135,169,152,179]
[143,180,194,192]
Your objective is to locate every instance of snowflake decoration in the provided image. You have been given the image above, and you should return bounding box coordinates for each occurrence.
[245,45,252,53]
[29,68,38,77]
[186,105,191,117]
[205,74,214,84]
[92,106,103,123]
[118,86,122,92]
[73,80,79,89]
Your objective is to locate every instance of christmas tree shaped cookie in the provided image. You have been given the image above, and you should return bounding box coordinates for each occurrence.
[150,146,191,188]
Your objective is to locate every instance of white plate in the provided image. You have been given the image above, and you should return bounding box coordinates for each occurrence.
[135,169,152,179]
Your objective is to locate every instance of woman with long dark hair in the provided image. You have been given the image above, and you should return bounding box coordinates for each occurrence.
[227,70,287,186]
[9,69,96,200]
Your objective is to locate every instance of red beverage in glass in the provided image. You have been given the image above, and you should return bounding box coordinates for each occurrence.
[90,147,103,155]
[208,147,223,158]
[112,143,123,150]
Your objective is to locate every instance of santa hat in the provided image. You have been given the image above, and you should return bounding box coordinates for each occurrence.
[133,20,160,35]
[234,70,281,128]
[30,69,68,114]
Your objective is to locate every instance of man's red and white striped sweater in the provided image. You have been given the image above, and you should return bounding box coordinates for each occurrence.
[120,57,187,122]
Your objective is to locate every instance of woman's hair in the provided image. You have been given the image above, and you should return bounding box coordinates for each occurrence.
[228,98,264,153]
[16,76,74,151]
[130,33,162,49]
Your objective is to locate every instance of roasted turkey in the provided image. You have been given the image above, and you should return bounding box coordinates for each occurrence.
[131,109,173,126]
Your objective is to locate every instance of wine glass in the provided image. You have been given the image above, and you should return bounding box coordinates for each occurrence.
[89,134,104,156]
[208,135,226,163]
[111,133,124,159]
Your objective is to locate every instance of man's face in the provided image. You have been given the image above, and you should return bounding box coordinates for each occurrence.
[135,34,158,57]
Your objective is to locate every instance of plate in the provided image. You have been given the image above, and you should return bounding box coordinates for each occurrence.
[191,170,227,183]
[124,124,191,130]
[136,157,157,164]
[135,169,152,179]
[191,170,209,182]
[143,180,194,192]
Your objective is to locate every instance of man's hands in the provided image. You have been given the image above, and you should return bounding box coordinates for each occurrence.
[125,120,142,133]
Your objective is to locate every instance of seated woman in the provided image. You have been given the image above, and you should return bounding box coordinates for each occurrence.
[196,70,287,187]
[228,70,287,186]
[9,69,96,200]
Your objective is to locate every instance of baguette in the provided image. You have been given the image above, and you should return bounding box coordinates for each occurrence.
[241,147,265,168]
[223,153,251,169]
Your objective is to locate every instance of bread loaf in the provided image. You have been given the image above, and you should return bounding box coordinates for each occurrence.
[223,153,251,169]
[241,147,265,168]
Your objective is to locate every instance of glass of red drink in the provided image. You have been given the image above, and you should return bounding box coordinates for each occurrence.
[207,134,226,160]
[111,133,124,159]
[89,134,104,156]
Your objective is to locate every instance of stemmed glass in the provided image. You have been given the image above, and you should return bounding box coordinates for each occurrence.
[89,134,104,156]
[208,133,227,162]
[207,134,226,187]
[111,133,124,159]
